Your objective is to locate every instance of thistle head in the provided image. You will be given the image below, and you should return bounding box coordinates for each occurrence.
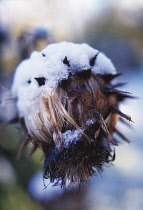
[2,42,133,188]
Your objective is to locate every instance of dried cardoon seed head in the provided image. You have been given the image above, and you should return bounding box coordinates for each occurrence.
[1,42,133,188]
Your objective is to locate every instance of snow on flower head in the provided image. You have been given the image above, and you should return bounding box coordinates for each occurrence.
[11,41,116,117]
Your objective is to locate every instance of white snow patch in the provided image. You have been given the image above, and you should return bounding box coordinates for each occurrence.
[86,119,95,126]
[62,130,82,148]
[92,52,116,75]
[11,41,116,117]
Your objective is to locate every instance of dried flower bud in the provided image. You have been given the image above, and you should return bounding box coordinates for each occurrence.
[1,42,133,188]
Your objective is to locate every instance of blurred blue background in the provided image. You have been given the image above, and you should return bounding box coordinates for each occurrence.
[0,0,143,209]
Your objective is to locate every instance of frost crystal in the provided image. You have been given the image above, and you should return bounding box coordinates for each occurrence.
[62,130,82,148]
[86,119,95,126]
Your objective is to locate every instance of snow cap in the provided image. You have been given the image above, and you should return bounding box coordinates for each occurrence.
[11,41,116,117]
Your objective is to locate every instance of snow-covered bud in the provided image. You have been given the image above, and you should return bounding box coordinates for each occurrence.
[2,42,133,187]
